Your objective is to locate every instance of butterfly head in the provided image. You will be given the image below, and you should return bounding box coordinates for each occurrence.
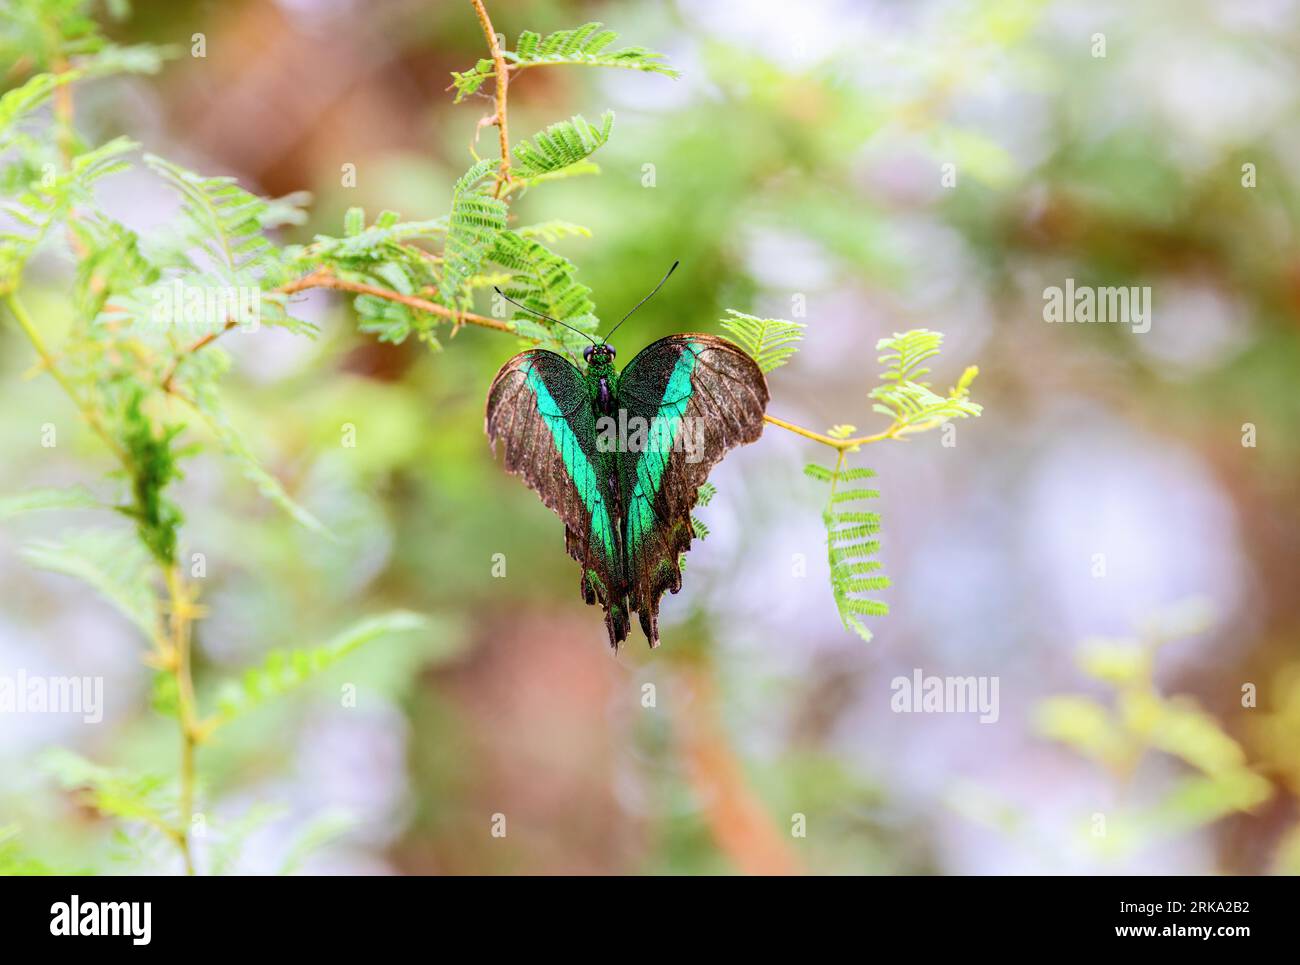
[583,343,617,371]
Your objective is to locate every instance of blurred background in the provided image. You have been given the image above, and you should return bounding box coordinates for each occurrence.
[2,0,1299,874]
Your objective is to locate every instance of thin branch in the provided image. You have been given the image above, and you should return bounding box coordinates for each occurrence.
[762,412,943,451]
[5,292,200,876]
[159,268,513,391]
[164,564,202,876]
[470,0,511,197]
[300,268,513,331]
[3,293,129,463]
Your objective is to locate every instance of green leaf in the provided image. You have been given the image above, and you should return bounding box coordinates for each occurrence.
[1076,638,1150,685]
[438,160,507,307]
[719,311,806,373]
[869,329,983,431]
[448,58,496,103]
[0,826,59,876]
[449,22,678,103]
[807,460,890,642]
[0,71,82,145]
[308,215,447,260]
[512,112,613,180]
[40,749,177,836]
[191,400,329,536]
[512,22,679,75]
[1034,696,1132,768]
[0,485,103,519]
[142,153,303,281]
[1,136,136,293]
[1134,771,1272,841]
[70,212,160,318]
[830,487,880,503]
[1145,698,1251,776]
[516,220,592,243]
[96,158,309,339]
[77,42,173,79]
[22,529,156,639]
[295,210,448,346]
[210,611,428,726]
[488,229,596,357]
[512,160,601,188]
[118,388,185,565]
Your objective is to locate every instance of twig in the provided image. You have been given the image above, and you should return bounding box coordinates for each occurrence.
[762,412,942,451]
[159,267,513,391]
[164,564,203,876]
[4,291,201,875]
[470,0,511,197]
[763,413,894,450]
[300,268,512,331]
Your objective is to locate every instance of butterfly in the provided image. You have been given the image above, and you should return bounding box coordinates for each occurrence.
[485,263,770,649]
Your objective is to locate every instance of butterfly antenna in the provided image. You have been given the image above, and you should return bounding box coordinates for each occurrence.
[600,260,679,346]
[493,287,598,346]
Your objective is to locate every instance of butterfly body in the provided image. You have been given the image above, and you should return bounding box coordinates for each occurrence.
[486,334,769,649]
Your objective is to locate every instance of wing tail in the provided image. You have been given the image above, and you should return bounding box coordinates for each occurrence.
[567,527,630,649]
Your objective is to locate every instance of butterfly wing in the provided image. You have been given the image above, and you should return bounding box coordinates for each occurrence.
[614,334,769,645]
[485,349,631,646]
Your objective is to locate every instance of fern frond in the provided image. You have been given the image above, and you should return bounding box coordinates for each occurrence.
[0,485,103,518]
[40,750,175,833]
[77,42,172,79]
[831,487,881,503]
[513,160,601,188]
[211,611,426,726]
[450,22,678,103]
[690,482,719,538]
[877,328,944,383]
[869,329,983,431]
[517,220,592,243]
[142,154,306,282]
[0,136,136,293]
[308,209,447,260]
[512,112,613,180]
[807,460,890,642]
[488,229,597,357]
[180,383,329,535]
[70,212,159,317]
[288,208,447,345]
[719,310,806,373]
[438,159,507,307]
[22,529,156,638]
[512,22,679,75]
[0,71,82,145]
